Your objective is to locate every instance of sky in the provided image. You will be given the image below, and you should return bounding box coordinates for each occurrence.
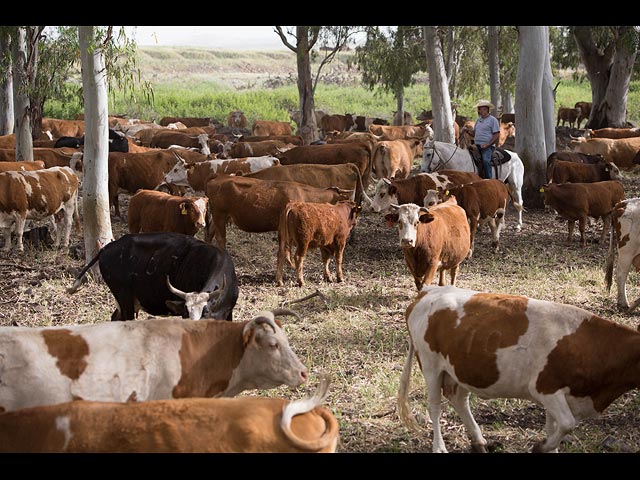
[126,26,288,50]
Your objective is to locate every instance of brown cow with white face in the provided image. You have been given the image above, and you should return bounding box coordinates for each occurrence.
[0,310,308,413]
[0,166,79,252]
[127,189,208,237]
[398,285,640,453]
[0,374,338,453]
[384,199,470,290]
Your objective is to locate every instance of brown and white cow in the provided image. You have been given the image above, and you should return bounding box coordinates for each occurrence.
[276,200,361,287]
[252,120,293,137]
[429,179,513,258]
[0,147,80,168]
[368,124,428,141]
[398,285,640,453]
[0,374,338,453]
[159,116,216,128]
[0,160,45,172]
[0,166,79,252]
[238,134,304,146]
[227,110,248,129]
[557,107,580,129]
[128,189,208,236]
[541,180,625,246]
[0,309,307,413]
[384,198,470,290]
[605,197,640,312]
[164,155,280,193]
[205,175,352,249]
[223,140,294,159]
[371,138,422,180]
[150,131,211,155]
[369,170,483,213]
[546,159,621,183]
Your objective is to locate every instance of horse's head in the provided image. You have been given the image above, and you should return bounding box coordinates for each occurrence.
[421,139,437,172]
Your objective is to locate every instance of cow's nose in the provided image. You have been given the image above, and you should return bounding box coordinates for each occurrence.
[300,369,308,383]
[401,238,414,247]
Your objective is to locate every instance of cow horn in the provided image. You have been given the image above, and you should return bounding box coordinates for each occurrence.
[208,275,226,300]
[171,149,186,164]
[270,308,302,321]
[382,178,392,185]
[166,275,186,299]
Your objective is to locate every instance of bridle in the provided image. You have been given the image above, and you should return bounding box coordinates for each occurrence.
[424,141,459,173]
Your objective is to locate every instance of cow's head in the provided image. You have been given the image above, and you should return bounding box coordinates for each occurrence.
[179,196,208,230]
[605,162,622,180]
[165,274,223,320]
[221,309,308,396]
[370,178,398,213]
[384,203,434,248]
[423,189,442,207]
[164,154,191,187]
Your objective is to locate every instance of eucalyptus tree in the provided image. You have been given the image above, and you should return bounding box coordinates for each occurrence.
[274,26,360,144]
[0,30,13,135]
[515,26,555,208]
[571,26,639,128]
[354,26,426,125]
[423,26,455,143]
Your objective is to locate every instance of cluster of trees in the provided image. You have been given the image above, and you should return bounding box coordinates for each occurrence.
[0,26,638,262]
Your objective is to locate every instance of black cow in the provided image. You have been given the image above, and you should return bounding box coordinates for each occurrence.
[352,116,389,132]
[67,232,239,321]
[54,129,129,153]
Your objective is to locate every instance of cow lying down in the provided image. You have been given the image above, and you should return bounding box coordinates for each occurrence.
[0,374,338,453]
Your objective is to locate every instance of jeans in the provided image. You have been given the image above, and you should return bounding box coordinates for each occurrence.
[478,145,495,179]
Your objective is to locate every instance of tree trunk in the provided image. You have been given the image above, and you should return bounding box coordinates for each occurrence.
[0,30,14,135]
[423,26,455,144]
[573,26,637,129]
[295,27,318,145]
[541,27,556,158]
[515,26,547,209]
[501,92,514,115]
[488,26,501,117]
[394,88,405,126]
[79,26,113,269]
[11,28,32,161]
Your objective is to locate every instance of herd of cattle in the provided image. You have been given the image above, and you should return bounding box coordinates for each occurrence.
[0,107,640,453]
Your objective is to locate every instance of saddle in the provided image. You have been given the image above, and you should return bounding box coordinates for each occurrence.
[468,145,512,178]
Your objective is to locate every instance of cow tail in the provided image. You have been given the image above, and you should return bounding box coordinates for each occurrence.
[604,218,617,293]
[66,249,102,294]
[353,165,365,207]
[396,338,424,432]
[280,373,339,452]
[280,204,294,267]
[546,158,556,183]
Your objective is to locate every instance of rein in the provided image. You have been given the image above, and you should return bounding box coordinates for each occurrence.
[427,142,459,172]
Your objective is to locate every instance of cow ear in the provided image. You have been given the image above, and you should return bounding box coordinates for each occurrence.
[418,211,435,223]
[243,326,256,348]
[389,185,398,195]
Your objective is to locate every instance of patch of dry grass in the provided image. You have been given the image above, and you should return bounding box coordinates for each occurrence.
[1,163,639,454]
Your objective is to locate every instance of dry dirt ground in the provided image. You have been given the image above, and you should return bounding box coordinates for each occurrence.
[1,130,639,454]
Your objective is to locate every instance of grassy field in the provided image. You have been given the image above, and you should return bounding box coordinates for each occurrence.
[14,46,640,454]
[44,46,640,127]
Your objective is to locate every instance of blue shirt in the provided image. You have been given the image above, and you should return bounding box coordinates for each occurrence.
[474,115,500,145]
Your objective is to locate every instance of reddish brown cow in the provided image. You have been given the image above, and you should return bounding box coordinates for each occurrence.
[244,163,364,207]
[41,118,85,138]
[320,114,355,136]
[571,136,640,169]
[371,138,422,180]
[237,135,304,145]
[384,198,470,290]
[159,117,215,128]
[204,175,353,249]
[276,142,373,190]
[150,131,211,154]
[252,120,293,137]
[585,127,640,139]
[541,180,625,246]
[0,148,80,168]
[0,160,45,172]
[547,159,622,183]
[227,110,248,129]
[434,179,514,257]
[557,107,581,128]
[0,374,338,453]
[276,200,361,287]
[0,134,16,149]
[574,101,592,128]
[128,189,209,236]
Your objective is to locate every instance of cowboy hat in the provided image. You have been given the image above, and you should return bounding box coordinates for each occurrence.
[475,99,495,109]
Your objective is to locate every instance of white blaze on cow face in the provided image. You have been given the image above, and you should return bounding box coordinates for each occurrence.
[423,189,441,207]
[370,178,397,213]
[192,197,208,229]
[164,159,190,187]
[197,134,211,156]
[223,312,308,397]
[391,203,432,248]
[605,162,622,181]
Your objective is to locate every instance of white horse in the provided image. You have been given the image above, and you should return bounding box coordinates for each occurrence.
[421,139,525,231]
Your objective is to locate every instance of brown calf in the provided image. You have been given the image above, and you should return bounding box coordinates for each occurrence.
[547,159,621,183]
[276,200,360,287]
[371,138,422,180]
[542,180,625,246]
[128,189,208,236]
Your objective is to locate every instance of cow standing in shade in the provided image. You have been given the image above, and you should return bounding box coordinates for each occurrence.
[68,232,239,321]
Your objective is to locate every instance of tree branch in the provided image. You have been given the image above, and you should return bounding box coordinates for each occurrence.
[274,26,297,52]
